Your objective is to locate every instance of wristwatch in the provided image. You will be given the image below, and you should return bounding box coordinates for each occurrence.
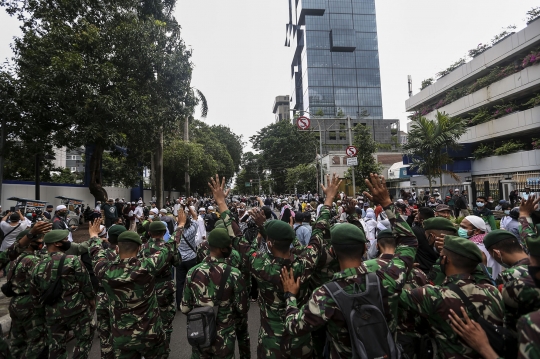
[26,232,36,240]
[284,291,296,300]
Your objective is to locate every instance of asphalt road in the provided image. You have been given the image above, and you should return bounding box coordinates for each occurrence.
[68,302,262,358]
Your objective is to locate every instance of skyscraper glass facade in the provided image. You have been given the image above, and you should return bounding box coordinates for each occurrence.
[285,0,383,120]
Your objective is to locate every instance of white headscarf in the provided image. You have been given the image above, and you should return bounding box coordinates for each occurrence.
[465,215,487,232]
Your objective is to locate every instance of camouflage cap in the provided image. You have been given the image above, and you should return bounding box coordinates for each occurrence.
[331,223,366,245]
[108,225,126,240]
[264,220,295,241]
[377,229,394,240]
[443,235,482,263]
[43,229,70,244]
[148,221,166,232]
[118,231,142,245]
[423,217,457,233]
[208,228,231,248]
[483,229,517,249]
[16,229,31,241]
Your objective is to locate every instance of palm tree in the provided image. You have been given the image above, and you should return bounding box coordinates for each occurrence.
[403,111,467,193]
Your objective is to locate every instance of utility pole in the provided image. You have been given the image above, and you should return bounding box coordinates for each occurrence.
[0,118,4,205]
[347,116,356,196]
[184,117,190,197]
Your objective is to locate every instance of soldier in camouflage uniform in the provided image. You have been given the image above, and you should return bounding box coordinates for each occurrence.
[497,200,540,332]
[181,227,248,359]
[196,228,251,359]
[88,222,165,359]
[399,235,505,358]
[210,174,337,359]
[95,224,125,359]
[30,229,96,359]
[281,173,418,358]
[3,222,51,358]
[140,220,180,356]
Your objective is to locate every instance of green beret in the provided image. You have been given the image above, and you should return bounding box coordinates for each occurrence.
[377,229,394,240]
[443,235,482,263]
[108,225,126,239]
[118,231,142,245]
[331,223,366,245]
[43,230,69,244]
[148,221,166,232]
[423,217,457,233]
[208,228,231,248]
[483,229,517,249]
[264,220,295,241]
[526,226,540,256]
[16,229,31,241]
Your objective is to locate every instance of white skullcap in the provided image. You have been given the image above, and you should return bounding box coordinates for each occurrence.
[397,199,404,203]
[454,188,459,191]
[464,215,487,232]
[56,205,67,211]
[208,206,214,211]
[199,207,206,212]
[159,209,167,214]
[150,208,159,214]
[189,206,195,211]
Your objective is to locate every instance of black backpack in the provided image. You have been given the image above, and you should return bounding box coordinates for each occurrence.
[243,221,259,244]
[186,265,232,348]
[41,255,67,306]
[323,272,402,359]
[448,283,518,359]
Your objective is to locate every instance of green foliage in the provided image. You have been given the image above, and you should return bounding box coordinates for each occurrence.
[523,93,540,109]
[420,78,433,90]
[526,7,540,24]
[285,164,317,194]
[436,58,466,78]
[250,121,318,194]
[208,125,244,173]
[533,138,540,150]
[491,25,516,45]
[344,124,383,194]
[472,143,494,159]
[491,102,516,119]
[467,108,492,126]
[453,216,465,225]
[101,151,142,188]
[468,43,491,58]
[494,140,524,156]
[50,168,78,184]
[402,112,467,192]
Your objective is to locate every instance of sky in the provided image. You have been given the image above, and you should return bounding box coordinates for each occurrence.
[0,0,538,152]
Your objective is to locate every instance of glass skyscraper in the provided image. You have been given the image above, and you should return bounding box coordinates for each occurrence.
[285,0,383,120]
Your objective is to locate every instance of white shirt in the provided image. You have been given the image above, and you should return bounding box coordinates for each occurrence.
[316,204,324,218]
[133,206,144,223]
[196,215,206,246]
[173,203,181,216]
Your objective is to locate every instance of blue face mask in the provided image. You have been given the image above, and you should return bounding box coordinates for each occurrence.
[476,202,484,208]
[458,227,470,239]
[504,210,510,215]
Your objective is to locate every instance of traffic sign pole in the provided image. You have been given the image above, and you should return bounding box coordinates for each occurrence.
[347,116,356,197]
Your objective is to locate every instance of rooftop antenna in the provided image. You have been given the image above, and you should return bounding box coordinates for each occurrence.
[408,75,413,97]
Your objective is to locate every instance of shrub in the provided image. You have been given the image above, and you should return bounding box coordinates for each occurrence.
[494,140,524,156]
[420,78,433,90]
[473,143,494,159]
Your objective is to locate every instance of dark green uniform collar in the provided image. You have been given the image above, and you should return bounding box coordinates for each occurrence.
[332,264,369,281]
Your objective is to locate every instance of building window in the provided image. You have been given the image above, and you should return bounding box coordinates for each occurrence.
[70,167,77,172]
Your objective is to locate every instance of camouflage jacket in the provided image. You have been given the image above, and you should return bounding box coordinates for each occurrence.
[6,251,43,318]
[89,237,164,350]
[139,237,180,306]
[502,271,540,331]
[519,216,537,252]
[399,273,505,359]
[496,257,530,285]
[284,205,418,358]
[181,256,247,336]
[196,240,243,271]
[30,251,95,319]
[364,253,427,291]
[517,309,540,359]
[428,258,494,286]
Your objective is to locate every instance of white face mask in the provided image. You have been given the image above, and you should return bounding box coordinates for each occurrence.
[149,215,154,219]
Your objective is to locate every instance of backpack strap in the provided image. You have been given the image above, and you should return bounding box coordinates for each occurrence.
[447,283,480,321]
[56,255,67,281]
[216,265,232,304]
[182,234,197,254]
[3,223,21,239]
[7,253,28,282]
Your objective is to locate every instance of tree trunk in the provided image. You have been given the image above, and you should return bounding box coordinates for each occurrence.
[88,143,108,202]
[150,154,156,199]
[154,129,164,208]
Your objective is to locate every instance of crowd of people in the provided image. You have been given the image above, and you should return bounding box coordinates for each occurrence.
[0,173,538,359]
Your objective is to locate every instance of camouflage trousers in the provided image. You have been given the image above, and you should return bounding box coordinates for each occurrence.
[0,335,11,359]
[46,308,95,359]
[256,320,312,359]
[97,291,114,359]
[157,292,175,357]
[236,314,251,359]
[191,327,236,359]
[115,345,166,359]
[9,299,47,359]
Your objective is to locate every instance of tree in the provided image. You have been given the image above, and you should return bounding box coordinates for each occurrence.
[402,111,467,193]
[209,125,244,173]
[50,168,78,184]
[250,121,318,193]
[344,124,383,194]
[285,164,317,194]
[4,0,198,205]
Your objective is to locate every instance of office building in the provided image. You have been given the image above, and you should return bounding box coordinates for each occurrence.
[285,0,383,120]
[273,95,291,122]
[403,17,540,200]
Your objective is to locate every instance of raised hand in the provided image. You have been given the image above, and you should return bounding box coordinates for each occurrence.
[448,307,498,359]
[88,220,102,238]
[30,221,52,236]
[519,195,539,217]
[363,173,391,208]
[280,267,300,296]
[208,174,230,212]
[321,173,342,206]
